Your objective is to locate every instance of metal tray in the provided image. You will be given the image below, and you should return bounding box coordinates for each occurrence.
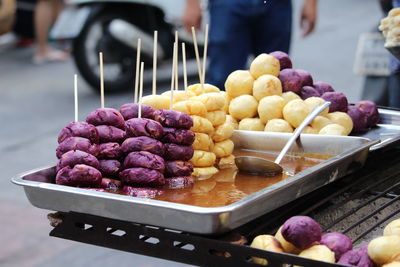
[12,132,376,234]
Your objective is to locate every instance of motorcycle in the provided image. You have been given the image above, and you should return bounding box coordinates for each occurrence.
[51,0,204,93]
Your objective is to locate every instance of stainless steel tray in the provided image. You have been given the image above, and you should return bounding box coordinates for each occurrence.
[12,132,376,234]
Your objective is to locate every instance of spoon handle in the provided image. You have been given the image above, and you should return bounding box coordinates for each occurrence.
[274,101,331,165]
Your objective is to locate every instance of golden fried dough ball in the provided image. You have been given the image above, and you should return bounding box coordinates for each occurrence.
[389,7,400,17]
[220,91,230,113]
[190,92,226,111]
[384,219,400,236]
[250,53,280,79]
[213,139,234,158]
[319,124,347,136]
[368,235,400,266]
[239,118,264,131]
[282,91,301,105]
[161,90,195,103]
[141,95,170,110]
[253,74,282,101]
[190,116,214,134]
[206,110,226,126]
[382,262,400,267]
[275,226,301,254]
[304,97,329,116]
[251,235,284,265]
[187,83,220,96]
[283,99,310,128]
[224,70,254,98]
[218,154,236,169]
[190,150,217,167]
[226,115,239,129]
[173,100,207,117]
[229,95,258,120]
[193,133,214,151]
[302,126,318,134]
[311,116,333,132]
[213,121,234,142]
[264,119,293,133]
[258,95,285,124]
[298,245,335,264]
[325,112,353,136]
[192,166,219,181]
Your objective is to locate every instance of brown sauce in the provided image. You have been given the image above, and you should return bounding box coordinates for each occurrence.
[155,149,332,207]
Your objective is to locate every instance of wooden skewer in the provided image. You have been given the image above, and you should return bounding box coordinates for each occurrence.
[191,27,203,89]
[201,24,209,89]
[152,31,157,95]
[74,74,78,122]
[174,31,179,91]
[99,52,105,108]
[134,38,141,103]
[138,62,144,118]
[182,42,188,92]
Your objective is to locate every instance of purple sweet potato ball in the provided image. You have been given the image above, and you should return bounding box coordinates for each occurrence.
[120,167,165,186]
[119,103,155,120]
[98,142,121,159]
[164,143,194,161]
[281,216,322,250]
[86,107,125,130]
[296,69,313,87]
[58,121,99,144]
[125,118,164,140]
[56,137,99,158]
[278,69,303,94]
[320,232,353,261]
[153,109,194,129]
[98,159,121,177]
[164,161,194,177]
[338,243,374,267]
[122,186,164,198]
[56,164,102,187]
[100,177,122,192]
[96,125,126,143]
[300,86,321,100]
[121,136,164,157]
[123,151,165,172]
[313,81,335,95]
[347,105,368,133]
[356,100,380,128]
[270,51,292,70]
[56,150,99,172]
[162,128,195,146]
[321,92,348,112]
[165,176,194,189]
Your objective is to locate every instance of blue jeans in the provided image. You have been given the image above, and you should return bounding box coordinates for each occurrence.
[206,0,292,90]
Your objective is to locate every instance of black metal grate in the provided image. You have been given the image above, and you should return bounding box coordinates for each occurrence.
[49,146,400,267]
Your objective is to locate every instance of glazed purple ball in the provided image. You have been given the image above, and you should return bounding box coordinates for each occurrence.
[313,81,335,95]
[100,177,122,192]
[278,69,303,94]
[165,176,194,189]
[338,244,374,267]
[98,142,121,159]
[162,128,195,146]
[296,69,313,87]
[321,92,348,112]
[164,143,194,161]
[56,150,99,172]
[56,164,102,187]
[347,105,368,133]
[96,125,126,143]
[125,118,164,140]
[356,100,380,128]
[123,151,165,172]
[56,137,99,158]
[270,51,292,70]
[320,232,353,261]
[58,121,99,144]
[120,167,165,186]
[98,159,121,177]
[122,186,164,198]
[119,103,155,120]
[121,136,164,157]
[153,109,194,129]
[357,243,374,267]
[281,216,322,250]
[86,107,125,130]
[300,86,321,100]
[164,161,194,177]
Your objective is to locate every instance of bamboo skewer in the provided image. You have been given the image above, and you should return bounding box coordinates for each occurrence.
[170,42,176,92]
[134,38,141,103]
[174,31,179,91]
[182,42,188,92]
[99,52,105,108]
[152,31,158,95]
[138,62,144,118]
[191,27,203,90]
[74,74,78,122]
[201,24,209,88]
[170,42,177,109]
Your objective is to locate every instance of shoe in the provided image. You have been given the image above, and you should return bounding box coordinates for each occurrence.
[32,49,69,65]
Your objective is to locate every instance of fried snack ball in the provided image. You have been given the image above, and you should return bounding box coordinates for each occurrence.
[283,99,310,128]
[190,150,217,167]
[384,219,400,236]
[224,70,254,98]
[250,53,280,79]
[321,92,349,113]
[270,51,292,70]
[301,86,321,100]
[206,110,226,126]
[190,116,214,134]
[218,155,236,169]
[122,186,164,198]
[275,226,301,254]
[119,103,155,120]
[229,95,258,120]
[213,139,234,158]
[258,95,285,124]
[347,105,368,133]
[226,115,239,129]
[160,90,196,103]
[162,128,195,146]
[304,97,329,116]
[325,112,353,136]
[192,166,219,180]
[213,121,234,142]
[164,161,194,177]
[98,142,121,159]
[302,126,318,134]
[58,121,99,144]
[121,136,164,157]
[320,232,353,261]
[86,107,125,130]
[239,118,265,131]
[186,83,220,96]
[96,125,126,143]
[120,167,165,186]
[141,94,170,110]
[311,116,333,132]
[190,92,226,112]
[368,235,400,266]
[356,100,380,128]
[56,137,99,158]
[298,245,336,264]
[383,262,400,267]
[264,119,293,133]
[56,150,100,172]
[251,235,284,265]
[282,91,301,105]
[338,243,374,267]
[220,91,231,113]
[98,159,121,177]
[173,100,207,117]
[56,164,102,187]
[253,74,283,101]
[123,151,165,172]
[193,133,214,151]
[125,118,164,139]
[164,143,194,161]
[281,215,322,250]
[165,176,194,189]
[153,109,193,129]
[319,124,347,136]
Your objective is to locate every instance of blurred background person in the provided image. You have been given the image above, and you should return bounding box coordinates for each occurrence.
[183,0,318,90]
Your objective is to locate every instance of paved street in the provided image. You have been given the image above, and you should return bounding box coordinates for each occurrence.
[0,0,383,266]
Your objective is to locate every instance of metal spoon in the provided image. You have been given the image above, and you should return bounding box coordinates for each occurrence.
[235,101,331,176]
